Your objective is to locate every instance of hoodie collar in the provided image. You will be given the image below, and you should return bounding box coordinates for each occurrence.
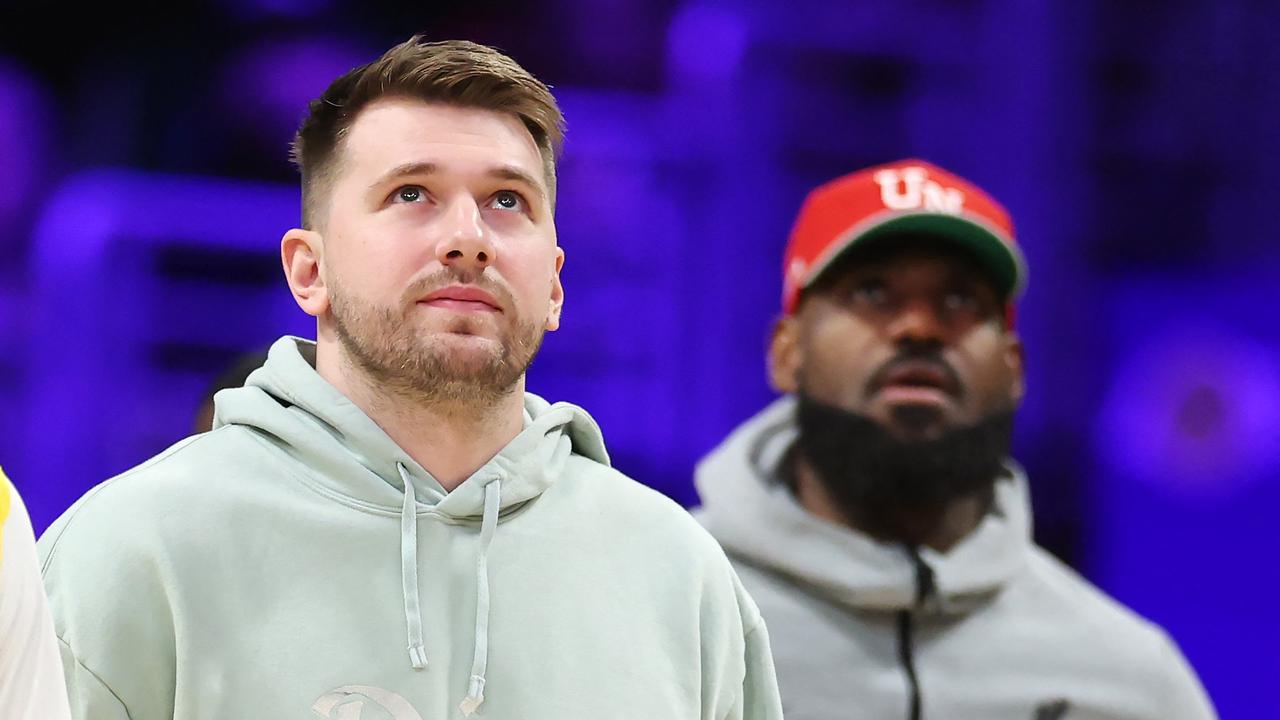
[695,395,1032,615]
[212,336,610,519]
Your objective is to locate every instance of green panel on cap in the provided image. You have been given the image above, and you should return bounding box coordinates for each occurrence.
[850,214,1022,298]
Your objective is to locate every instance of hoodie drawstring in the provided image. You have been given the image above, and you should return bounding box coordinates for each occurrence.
[396,464,502,715]
[459,477,501,716]
[398,464,429,669]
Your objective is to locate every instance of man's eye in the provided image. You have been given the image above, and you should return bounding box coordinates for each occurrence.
[849,284,888,306]
[489,191,524,211]
[392,186,426,203]
[943,290,979,311]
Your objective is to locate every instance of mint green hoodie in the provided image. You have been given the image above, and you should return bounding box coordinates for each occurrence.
[38,337,783,720]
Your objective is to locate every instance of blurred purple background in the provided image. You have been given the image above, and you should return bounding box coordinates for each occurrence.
[2,2,1276,713]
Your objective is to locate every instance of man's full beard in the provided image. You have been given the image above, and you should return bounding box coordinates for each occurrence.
[792,393,1015,537]
[329,270,544,409]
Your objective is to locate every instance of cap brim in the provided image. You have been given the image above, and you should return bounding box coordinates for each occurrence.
[817,213,1027,299]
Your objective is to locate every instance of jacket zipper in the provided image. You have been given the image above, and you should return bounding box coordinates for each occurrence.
[896,610,921,720]
[897,547,935,720]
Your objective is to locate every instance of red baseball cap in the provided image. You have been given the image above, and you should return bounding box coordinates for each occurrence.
[781,158,1027,316]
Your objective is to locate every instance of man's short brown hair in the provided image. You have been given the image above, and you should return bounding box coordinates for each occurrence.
[290,37,565,229]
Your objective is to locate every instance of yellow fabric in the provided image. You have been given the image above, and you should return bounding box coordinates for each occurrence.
[0,467,10,567]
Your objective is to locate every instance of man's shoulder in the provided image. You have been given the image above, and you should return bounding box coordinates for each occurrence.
[560,455,729,560]
[1016,545,1183,661]
[61,424,270,505]
[562,454,688,512]
[1006,547,1213,713]
[37,426,272,567]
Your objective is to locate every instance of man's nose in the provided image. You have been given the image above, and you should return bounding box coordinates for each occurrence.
[886,299,947,345]
[435,197,495,273]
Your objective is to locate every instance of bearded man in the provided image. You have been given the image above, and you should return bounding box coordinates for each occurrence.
[38,37,782,720]
[695,159,1215,720]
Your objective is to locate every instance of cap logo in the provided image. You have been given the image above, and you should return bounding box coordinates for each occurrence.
[873,166,965,214]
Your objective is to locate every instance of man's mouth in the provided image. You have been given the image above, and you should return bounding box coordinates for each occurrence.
[871,359,960,405]
[417,285,502,313]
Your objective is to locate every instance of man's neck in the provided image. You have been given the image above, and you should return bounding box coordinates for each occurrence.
[316,344,525,492]
[791,457,990,553]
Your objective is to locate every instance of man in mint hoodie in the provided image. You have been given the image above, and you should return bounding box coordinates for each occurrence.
[695,159,1215,719]
[38,37,782,720]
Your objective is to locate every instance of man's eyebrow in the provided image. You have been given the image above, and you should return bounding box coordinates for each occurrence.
[366,162,546,201]
[947,264,994,286]
[368,162,438,192]
[486,165,546,201]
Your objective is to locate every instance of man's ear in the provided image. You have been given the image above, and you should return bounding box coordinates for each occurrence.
[282,228,328,318]
[1005,332,1025,404]
[768,315,804,394]
[545,247,565,331]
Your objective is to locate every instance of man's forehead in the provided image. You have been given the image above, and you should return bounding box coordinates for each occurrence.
[341,99,545,181]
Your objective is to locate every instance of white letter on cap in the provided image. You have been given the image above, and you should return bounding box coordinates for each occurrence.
[921,183,964,213]
[875,167,927,210]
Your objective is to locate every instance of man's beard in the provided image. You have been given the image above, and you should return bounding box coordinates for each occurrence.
[792,393,1014,539]
[329,269,544,409]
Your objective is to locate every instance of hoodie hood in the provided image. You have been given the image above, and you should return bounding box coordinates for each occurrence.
[212,336,610,518]
[211,336,611,714]
[695,396,1031,615]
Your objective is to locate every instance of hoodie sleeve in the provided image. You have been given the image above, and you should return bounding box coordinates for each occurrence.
[56,639,131,720]
[713,570,784,720]
[731,621,784,720]
[37,486,177,720]
[1154,632,1217,720]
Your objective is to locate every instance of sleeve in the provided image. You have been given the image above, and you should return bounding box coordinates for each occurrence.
[57,638,132,720]
[37,485,177,720]
[713,564,784,720]
[1155,632,1217,720]
[0,472,74,720]
[734,621,785,720]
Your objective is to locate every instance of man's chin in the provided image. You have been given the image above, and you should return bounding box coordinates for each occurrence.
[874,402,957,441]
[422,324,501,345]
[423,328,503,352]
[424,337,506,373]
